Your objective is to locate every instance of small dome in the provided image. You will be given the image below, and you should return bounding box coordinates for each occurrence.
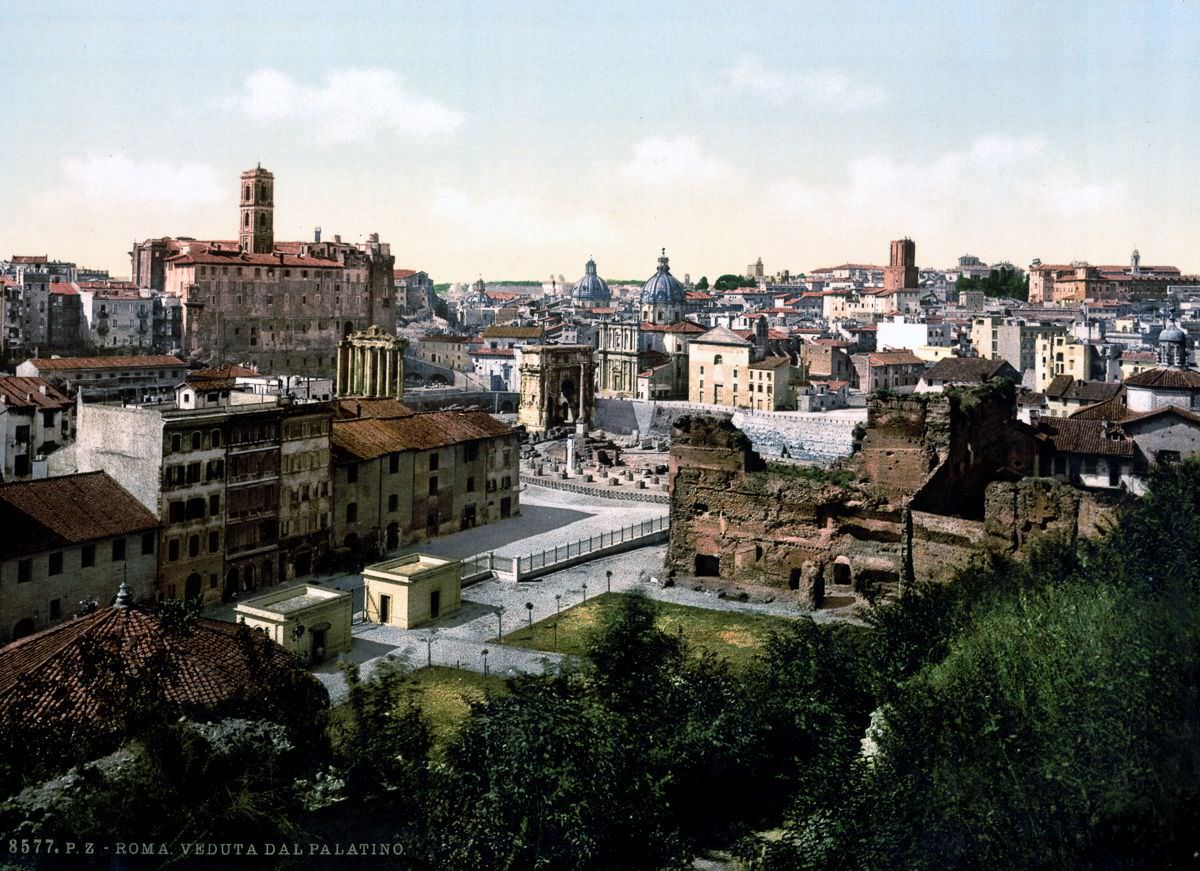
[572,258,611,305]
[1161,323,1186,343]
[639,248,686,306]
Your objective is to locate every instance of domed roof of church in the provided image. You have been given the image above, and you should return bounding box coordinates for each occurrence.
[1160,322,1187,343]
[572,258,611,304]
[640,249,686,305]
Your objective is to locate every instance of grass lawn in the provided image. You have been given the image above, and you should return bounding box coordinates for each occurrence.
[329,665,509,751]
[497,592,794,670]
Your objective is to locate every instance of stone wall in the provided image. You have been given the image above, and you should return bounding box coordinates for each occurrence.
[594,397,861,463]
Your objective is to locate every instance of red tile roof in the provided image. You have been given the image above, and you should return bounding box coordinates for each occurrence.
[48,281,79,296]
[481,325,543,339]
[0,376,72,410]
[25,355,185,372]
[394,269,418,279]
[333,410,515,460]
[470,347,516,358]
[334,398,414,420]
[0,472,158,560]
[9,255,47,264]
[1124,368,1200,390]
[865,351,924,367]
[0,605,325,745]
[749,356,790,370]
[1038,417,1135,457]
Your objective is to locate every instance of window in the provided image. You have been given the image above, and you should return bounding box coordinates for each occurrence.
[388,494,398,512]
[141,532,155,555]
[429,452,439,471]
[209,531,220,553]
[169,501,185,523]
[112,538,126,562]
[187,462,201,484]
[389,454,399,474]
[346,463,358,484]
[209,494,221,515]
[171,433,182,452]
[17,559,31,584]
[211,429,221,448]
[186,498,205,520]
[81,543,95,568]
[714,354,723,365]
[49,599,61,620]
[428,476,438,495]
[48,551,63,576]
[168,539,180,561]
[465,441,479,461]
[14,424,29,443]
[188,535,200,558]
[346,503,358,523]
[466,476,475,493]
[191,432,202,450]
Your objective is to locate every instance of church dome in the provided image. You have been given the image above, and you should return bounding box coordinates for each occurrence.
[1160,322,1186,343]
[572,258,611,305]
[639,249,686,305]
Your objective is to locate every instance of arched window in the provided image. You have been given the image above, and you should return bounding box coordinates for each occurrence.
[714,354,724,365]
[191,431,201,450]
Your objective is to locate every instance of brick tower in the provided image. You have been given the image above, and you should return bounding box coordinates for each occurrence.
[884,237,918,291]
[239,165,274,254]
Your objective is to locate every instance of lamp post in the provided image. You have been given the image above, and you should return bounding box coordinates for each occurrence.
[425,632,434,668]
[606,570,612,593]
[582,582,588,603]
[481,647,490,676]
[496,605,505,641]
[554,593,561,619]
[525,601,534,635]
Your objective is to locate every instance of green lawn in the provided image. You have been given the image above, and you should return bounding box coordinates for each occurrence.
[497,592,794,669]
[330,665,509,751]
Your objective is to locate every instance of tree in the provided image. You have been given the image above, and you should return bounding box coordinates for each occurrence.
[714,274,758,291]
[695,276,709,291]
[956,266,1029,302]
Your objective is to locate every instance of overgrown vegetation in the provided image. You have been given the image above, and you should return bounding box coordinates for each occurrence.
[956,264,1029,301]
[764,460,857,488]
[6,463,1200,867]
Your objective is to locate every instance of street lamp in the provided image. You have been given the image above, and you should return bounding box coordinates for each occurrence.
[554,593,561,618]
[496,605,506,641]
[525,600,534,634]
[425,632,434,668]
[582,582,588,602]
[606,570,612,593]
[481,647,490,676]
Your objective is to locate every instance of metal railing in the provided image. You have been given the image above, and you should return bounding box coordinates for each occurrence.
[517,515,669,575]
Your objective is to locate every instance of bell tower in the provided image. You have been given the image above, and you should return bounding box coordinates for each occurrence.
[239,164,274,254]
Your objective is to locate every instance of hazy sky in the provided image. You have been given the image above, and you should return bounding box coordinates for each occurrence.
[3,0,1198,282]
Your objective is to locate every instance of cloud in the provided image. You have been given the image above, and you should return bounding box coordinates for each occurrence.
[432,187,614,245]
[618,136,731,188]
[728,55,884,110]
[767,135,1123,232]
[55,154,223,210]
[232,68,463,143]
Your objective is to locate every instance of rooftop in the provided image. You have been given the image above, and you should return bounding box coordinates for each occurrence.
[0,472,158,560]
[25,354,185,372]
[333,410,515,461]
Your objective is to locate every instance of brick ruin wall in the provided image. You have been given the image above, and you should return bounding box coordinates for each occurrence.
[668,406,1117,603]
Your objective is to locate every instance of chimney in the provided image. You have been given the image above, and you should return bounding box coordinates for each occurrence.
[314,226,322,243]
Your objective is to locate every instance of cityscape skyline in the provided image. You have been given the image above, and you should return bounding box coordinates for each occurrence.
[3,0,1198,280]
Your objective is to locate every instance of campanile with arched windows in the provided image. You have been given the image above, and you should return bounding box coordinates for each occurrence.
[239,164,274,254]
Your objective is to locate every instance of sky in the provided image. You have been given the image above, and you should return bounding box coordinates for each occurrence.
[2,0,1199,283]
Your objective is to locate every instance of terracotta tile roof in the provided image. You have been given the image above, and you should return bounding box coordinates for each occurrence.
[749,356,790,370]
[9,255,48,264]
[48,282,79,296]
[333,398,413,420]
[0,376,72,410]
[694,325,753,347]
[333,410,515,460]
[1068,395,1127,421]
[1121,405,1200,426]
[1121,351,1157,362]
[188,364,258,380]
[0,472,158,560]
[470,347,515,358]
[0,606,324,744]
[1038,418,1135,457]
[26,355,185,372]
[865,351,924,367]
[925,357,1019,383]
[638,320,707,334]
[481,325,543,339]
[1045,377,1123,403]
[420,334,472,344]
[1123,368,1200,390]
[394,269,418,279]
[1018,390,1047,407]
